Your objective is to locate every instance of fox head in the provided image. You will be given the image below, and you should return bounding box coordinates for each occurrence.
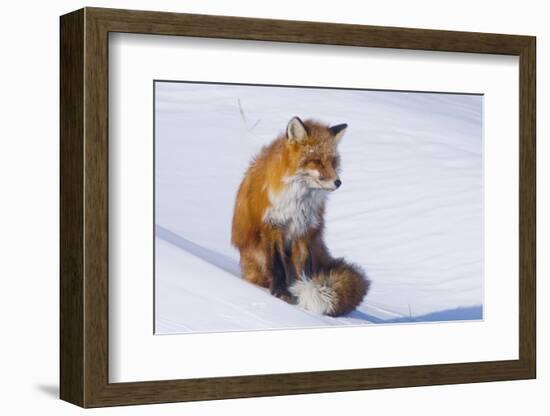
[284,116,347,191]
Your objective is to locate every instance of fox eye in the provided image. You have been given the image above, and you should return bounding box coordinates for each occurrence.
[311,159,322,165]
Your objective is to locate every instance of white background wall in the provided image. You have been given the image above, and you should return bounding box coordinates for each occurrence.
[0,0,545,414]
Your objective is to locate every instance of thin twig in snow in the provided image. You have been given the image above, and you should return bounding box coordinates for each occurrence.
[250,119,262,131]
[237,98,261,132]
[237,98,247,124]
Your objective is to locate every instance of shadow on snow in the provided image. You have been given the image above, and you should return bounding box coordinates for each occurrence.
[156,225,483,324]
[348,305,483,324]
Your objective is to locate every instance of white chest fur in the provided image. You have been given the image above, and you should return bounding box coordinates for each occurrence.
[263,176,326,240]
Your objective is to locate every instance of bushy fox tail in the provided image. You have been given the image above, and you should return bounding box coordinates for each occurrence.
[289,259,369,317]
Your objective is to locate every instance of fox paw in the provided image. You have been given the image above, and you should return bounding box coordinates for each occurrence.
[273,290,294,304]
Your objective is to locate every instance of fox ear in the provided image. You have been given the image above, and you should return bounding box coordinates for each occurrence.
[330,123,348,143]
[287,117,308,144]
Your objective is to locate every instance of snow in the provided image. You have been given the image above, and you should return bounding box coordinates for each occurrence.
[155,230,367,334]
[154,81,483,334]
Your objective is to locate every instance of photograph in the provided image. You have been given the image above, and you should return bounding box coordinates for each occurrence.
[55,5,537,409]
[154,81,484,334]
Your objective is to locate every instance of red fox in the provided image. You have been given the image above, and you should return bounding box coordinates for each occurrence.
[231,117,369,316]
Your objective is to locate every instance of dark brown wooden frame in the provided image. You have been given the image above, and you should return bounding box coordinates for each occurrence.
[60,7,536,408]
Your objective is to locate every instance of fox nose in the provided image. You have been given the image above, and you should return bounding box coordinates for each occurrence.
[334,179,342,188]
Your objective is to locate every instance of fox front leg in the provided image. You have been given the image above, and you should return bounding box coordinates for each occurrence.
[269,240,296,303]
[303,246,313,278]
[291,238,313,279]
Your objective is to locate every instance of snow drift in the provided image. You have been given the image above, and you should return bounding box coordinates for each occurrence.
[154,81,483,334]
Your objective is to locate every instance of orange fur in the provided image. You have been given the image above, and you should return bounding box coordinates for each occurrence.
[311,259,370,316]
[231,117,368,314]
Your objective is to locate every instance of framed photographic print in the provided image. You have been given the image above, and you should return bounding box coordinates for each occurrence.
[60,7,536,408]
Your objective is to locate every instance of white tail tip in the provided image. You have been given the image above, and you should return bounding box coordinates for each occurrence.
[290,277,336,315]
